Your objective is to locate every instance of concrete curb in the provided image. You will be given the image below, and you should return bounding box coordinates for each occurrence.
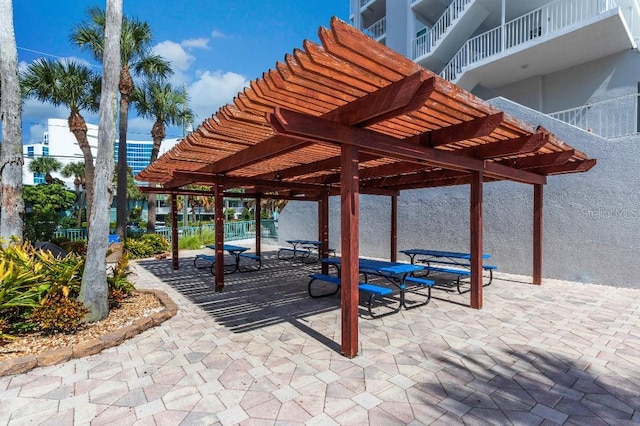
[0,289,177,377]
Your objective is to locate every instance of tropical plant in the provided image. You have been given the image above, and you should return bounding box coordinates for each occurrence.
[0,0,24,245]
[60,161,86,227]
[79,0,123,322]
[124,233,169,259]
[107,251,135,308]
[72,6,172,241]
[21,58,100,217]
[22,184,76,242]
[132,81,193,233]
[27,155,62,185]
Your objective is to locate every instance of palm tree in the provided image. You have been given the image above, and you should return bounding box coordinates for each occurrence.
[21,58,100,216]
[71,7,172,240]
[132,81,193,232]
[80,0,122,322]
[60,161,86,227]
[28,156,62,184]
[0,0,24,245]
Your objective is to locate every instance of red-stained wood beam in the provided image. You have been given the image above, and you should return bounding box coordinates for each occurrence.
[361,169,468,190]
[255,152,380,180]
[341,144,359,358]
[319,190,330,275]
[170,171,326,193]
[533,184,543,285]
[460,132,548,159]
[269,108,546,185]
[322,72,437,127]
[171,194,179,270]
[214,182,225,291]
[391,195,398,262]
[255,196,262,257]
[496,150,575,169]
[527,158,596,175]
[470,171,483,309]
[417,113,504,147]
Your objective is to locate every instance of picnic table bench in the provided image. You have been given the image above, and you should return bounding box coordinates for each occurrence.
[308,273,399,318]
[318,257,435,313]
[278,239,335,263]
[194,244,262,274]
[400,249,497,293]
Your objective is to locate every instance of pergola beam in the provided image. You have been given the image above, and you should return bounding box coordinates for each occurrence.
[417,113,504,147]
[461,132,549,159]
[269,107,546,185]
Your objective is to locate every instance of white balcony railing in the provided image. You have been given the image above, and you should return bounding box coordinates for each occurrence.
[364,16,386,40]
[549,93,640,139]
[413,0,475,59]
[441,0,617,81]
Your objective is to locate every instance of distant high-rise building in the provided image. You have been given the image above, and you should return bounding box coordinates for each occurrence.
[23,118,179,188]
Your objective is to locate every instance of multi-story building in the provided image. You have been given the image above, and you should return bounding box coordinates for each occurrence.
[23,118,179,188]
[351,0,640,138]
[279,0,640,286]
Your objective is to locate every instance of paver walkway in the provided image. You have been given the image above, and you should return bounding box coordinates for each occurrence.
[1,248,639,425]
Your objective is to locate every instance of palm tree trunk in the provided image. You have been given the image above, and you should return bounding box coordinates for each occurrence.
[68,113,95,222]
[146,121,164,233]
[81,0,121,322]
[116,66,134,240]
[0,0,24,245]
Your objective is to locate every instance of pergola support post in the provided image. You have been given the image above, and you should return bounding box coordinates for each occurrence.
[533,184,543,285]
[470,171,483,309]
[319,190,330,275]
[256,196,262,257]
[214,182,225,291]
[171,194,179,270]
[341,145,359,358]
[391,195,398,262]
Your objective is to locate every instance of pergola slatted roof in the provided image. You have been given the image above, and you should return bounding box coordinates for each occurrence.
[137,18,593,194]
[137,18,596,358]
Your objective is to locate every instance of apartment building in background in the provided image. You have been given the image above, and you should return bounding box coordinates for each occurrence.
[351,0,640,138]
[279,0,640,287]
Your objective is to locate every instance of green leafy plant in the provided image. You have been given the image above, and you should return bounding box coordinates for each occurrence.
[29,293,88,333]
[124,233,169,259]
[107,252,135,308]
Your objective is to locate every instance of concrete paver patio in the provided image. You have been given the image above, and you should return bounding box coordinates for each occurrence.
[1,247,639,425]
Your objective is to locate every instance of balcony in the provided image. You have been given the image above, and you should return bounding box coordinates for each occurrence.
[440,0,636,90]
[413,0,489,73]
[364,16,386,41]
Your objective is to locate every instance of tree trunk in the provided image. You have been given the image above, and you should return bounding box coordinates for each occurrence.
[115,65,134,241]
[68,112,95,224]
[0,0,24,245]
[80,0,122,322]
[146,119,165,233]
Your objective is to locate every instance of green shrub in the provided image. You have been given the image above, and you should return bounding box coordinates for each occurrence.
[124,233,169,259]
[107,252,135,308]
[29,293,88,333]
[178,234,201,250]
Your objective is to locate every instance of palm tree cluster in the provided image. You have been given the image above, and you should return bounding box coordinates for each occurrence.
[19,6,193,239]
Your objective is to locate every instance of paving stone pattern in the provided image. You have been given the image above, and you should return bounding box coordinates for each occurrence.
[1,248,639,425]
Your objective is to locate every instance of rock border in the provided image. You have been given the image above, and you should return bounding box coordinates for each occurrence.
[0,289,177,377]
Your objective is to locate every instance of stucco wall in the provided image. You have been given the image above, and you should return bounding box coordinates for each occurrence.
[475,50,640,113]
[277,98,640,288]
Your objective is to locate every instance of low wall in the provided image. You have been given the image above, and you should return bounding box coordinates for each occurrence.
[278,98,640,287]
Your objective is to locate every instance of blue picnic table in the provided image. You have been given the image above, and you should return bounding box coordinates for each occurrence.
[193,244,261,274]
[400,249,497,293]
[309,257,434,316]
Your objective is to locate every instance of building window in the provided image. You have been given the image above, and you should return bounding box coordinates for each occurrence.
[43,146,49,156]
[43,133,49,145]
[34,172,46,184]
[27,146,34,158]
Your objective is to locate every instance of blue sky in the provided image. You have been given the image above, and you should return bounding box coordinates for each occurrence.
[13,1,350,144]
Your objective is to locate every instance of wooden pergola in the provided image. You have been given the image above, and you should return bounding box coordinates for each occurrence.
[137,18,595,357]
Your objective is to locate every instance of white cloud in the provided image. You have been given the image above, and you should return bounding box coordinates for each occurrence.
[182,38,209,49]
[153,40,195,73]
[127,116,156,140]
[188,71,249,123]
[211,30,225,39]
[26,123,47,145]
